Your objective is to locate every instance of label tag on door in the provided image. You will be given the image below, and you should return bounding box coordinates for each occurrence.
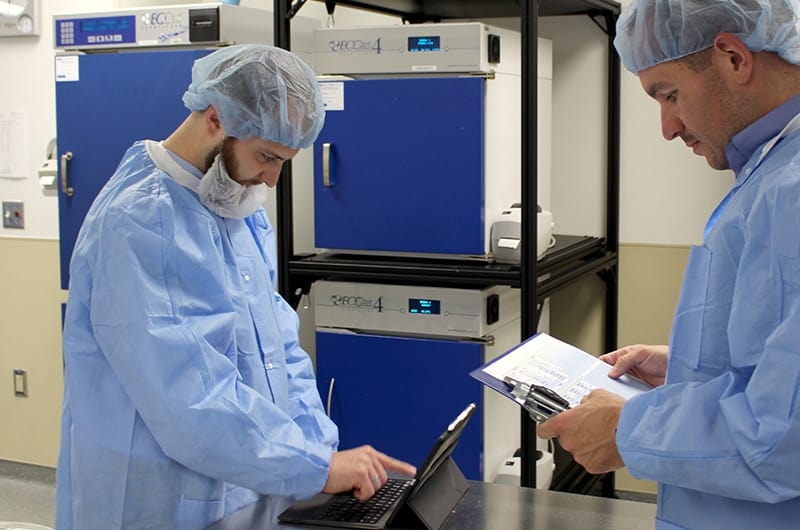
[319,81,344,111]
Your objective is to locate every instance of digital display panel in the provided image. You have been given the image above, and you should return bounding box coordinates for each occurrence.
[408,36,440,52]
[56,15,136,48]
[79,16,133,33]
[409,298,441,315]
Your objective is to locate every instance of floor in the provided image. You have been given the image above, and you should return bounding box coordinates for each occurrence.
[0,460,56,528]
[0,459,655,529]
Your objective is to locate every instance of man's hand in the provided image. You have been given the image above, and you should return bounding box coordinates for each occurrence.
[600,344,669,388]
[536,389,625,474]
[324,446,417,501]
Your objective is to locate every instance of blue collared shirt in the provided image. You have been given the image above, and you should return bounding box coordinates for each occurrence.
[726,94,800,175]
[703,95,800,240]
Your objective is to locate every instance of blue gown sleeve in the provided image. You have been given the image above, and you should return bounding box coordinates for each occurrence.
[247,210,339,450]
[274,292,340,450]
[87,180,331,499]
[617,161,800,503]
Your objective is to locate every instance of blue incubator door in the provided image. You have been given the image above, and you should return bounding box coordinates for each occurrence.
[314,77,486,255]
[315,330,484,480]
[56,48,212,289]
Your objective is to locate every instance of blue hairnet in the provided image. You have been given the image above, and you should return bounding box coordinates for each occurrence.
[614,0,800,73]
[183,44,325,149]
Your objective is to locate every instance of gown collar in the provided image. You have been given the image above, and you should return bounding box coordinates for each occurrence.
[145,140,202,192]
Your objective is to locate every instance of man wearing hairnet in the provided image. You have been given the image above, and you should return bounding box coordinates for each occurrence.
[55,44,415,530]
[537,1,800,528]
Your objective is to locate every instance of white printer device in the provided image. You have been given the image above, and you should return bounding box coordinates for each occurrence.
[490,205,554,264]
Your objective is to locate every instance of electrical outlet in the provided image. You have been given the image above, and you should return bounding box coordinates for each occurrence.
[2,201,24,229]
[13,369,27,397]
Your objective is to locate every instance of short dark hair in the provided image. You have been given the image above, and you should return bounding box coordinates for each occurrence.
[681,47,713,72]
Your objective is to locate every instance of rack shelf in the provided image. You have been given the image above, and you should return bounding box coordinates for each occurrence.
[300,0,619,20]
[288,235,613,304]
[273,0,621,494]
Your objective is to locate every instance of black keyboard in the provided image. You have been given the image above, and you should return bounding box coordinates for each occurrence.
[318,478,413,524]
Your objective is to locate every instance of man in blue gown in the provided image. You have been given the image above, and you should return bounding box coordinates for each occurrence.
[537,1,800,528]
[55,44,415,530]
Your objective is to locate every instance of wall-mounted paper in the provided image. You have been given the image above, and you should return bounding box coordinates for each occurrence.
[0,109,28,179]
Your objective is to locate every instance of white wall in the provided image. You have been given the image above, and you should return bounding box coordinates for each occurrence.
[617,56,733,245]
[0,0,734,245]
[537,2,732,246]
[615,0,732,246]
[0,0,397,245]
[487,8,731,246]
[0,0,108,241]
[615,0,732,245]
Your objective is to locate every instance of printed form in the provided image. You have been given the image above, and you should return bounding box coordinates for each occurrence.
[474,333,651,407]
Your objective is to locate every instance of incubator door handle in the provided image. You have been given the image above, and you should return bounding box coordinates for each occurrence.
[61,151,74,197]
[322,143,334,187]
[326,377,335,417]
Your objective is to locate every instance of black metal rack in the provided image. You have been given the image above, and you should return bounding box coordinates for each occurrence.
[288,235,612,297]
[273,0,621,494]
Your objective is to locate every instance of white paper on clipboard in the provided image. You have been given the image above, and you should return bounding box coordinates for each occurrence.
[470,332,651,408]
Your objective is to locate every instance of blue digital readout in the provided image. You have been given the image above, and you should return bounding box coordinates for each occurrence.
[408,36,441,52]
[79,17,133,33]
[409,298,441,315]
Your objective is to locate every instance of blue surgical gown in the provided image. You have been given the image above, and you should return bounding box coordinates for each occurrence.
[617,98,800,529]
[55,140,338,530]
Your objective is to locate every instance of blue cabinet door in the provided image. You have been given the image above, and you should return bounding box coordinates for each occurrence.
[316,330,484,480]
[56,49,212,289]
[314,77,486,255]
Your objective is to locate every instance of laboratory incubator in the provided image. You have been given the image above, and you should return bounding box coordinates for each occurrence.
[311,23,553,260]
[313,280,525,481]
[53,3,314,289]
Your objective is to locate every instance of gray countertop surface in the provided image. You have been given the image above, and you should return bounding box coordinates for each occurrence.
[207,481,657,530]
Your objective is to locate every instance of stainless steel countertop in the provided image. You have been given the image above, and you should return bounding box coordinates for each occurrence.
[206,481,657,530]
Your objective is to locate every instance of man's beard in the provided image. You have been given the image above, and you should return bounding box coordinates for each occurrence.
[196,138,267,219]
[204,137,239,179]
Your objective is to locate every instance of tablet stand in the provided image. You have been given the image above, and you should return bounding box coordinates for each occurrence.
[390,456,469,530]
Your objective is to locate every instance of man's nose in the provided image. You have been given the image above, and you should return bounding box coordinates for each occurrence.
[260,164,283,185]
[661,106,685,141]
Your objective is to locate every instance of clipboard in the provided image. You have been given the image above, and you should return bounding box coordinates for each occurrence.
[470,333,651,421]
[502,376,571,422]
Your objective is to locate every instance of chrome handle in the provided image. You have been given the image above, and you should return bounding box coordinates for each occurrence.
[326,377,335,417]
[60,151,74,197]
[322,142,333,187]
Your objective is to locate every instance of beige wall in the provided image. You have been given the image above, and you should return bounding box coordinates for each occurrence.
[614,244,688,494]
[551,242,689,494]
[550,243,688,359]
[617,244,689,347]
[0,237,65,466]
[0,236,692,492]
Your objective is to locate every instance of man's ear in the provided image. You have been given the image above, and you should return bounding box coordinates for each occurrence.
[205,106,225,138]
[713,32,754,84]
